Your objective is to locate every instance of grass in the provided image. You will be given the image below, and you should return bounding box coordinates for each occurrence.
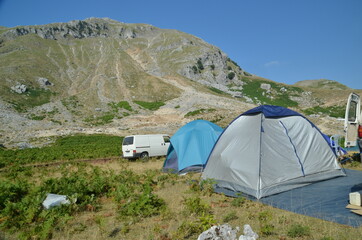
[240,77,301,107]
[0,135,123,167]
[108,101,133,112]
[134,100,165,111]
[185,108,216,117]
[0,135,361,239]
[8,87,54,112]
[84,113,116,126]
[302,105,346,118]
[208,87,228,95]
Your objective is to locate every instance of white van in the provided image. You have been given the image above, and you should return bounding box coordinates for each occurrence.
[344,92,362,160]
[122,134,170,160]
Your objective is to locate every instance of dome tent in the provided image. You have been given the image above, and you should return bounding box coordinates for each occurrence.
[202,105,346,199]
[162,120,223,174]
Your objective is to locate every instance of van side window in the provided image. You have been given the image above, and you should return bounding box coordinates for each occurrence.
[123,137,134,145]
[163,136,170,143]
[348,101,357,122]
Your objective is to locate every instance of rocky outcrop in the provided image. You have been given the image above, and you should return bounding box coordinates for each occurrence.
[1,18,158,41]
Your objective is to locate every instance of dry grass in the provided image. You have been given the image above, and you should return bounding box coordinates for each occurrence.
[57,160,362,239]
[2,158,361,240]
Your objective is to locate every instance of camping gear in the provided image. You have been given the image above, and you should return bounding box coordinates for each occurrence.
[162,120,223,173]
[349,191,362,206]
[202,105,346,199]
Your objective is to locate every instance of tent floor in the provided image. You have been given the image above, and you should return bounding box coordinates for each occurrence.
[214,169,362,227]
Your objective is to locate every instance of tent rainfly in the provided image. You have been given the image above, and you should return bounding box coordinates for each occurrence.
[163,120,223,174]
[202,105,346,199]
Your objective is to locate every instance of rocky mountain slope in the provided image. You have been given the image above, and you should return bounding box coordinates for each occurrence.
[0,18,360,147]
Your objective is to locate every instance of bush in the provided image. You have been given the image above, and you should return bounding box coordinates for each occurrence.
[231,194,245,207]
[223,211,238,222]
[192,65,199,74]
[134,101,165,111]
[118,184,165,218]
[287,224,310,238]
[108,101,133,112]
[227,72,235,80]
[197,59,204,70]
[183,196,211,216]
[185,108,216,117]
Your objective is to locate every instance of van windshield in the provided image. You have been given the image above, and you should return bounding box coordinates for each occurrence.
[123,137,134,145]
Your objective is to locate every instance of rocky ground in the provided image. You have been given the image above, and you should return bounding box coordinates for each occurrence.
[0,78,345,149]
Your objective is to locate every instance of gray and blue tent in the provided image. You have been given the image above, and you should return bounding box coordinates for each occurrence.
[163,120,223,174]
[202,105,346,199]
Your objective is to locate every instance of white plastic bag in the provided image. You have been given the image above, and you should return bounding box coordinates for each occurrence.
[42,193,70,209]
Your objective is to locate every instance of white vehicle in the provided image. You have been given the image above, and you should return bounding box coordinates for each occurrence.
[122,134,170,160]
[344,92,362,160]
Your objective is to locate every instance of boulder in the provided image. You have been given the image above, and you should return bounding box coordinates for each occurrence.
[11,84,27,94]
[197,224,239,240]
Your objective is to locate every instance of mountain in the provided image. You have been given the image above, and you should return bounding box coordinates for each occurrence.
[294,79,349,90]
[0,18,359,147]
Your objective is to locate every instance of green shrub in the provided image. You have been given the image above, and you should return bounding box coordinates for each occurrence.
[118,184,165,218]
[185,108,216,117]
[260,224,275,236]
[134,101,165,111]
[108,101,133,112]
[84,113,115,126]
[223,211,238,222]
[29,114,46,120]
[176,220,203,239]
[231,194,245,207]
[227,72,235,80]
[183,196,211,216]
[175,214,216,239]
[287,224,310,238]
[0,180,30,210]
[192,65,199,74]
[208,87,227,95]
[197,59,204,70]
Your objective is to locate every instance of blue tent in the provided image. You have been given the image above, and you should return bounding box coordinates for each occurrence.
[162,120,223,173]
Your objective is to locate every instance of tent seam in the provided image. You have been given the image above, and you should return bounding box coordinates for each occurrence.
[279,120,305,176]
[257,114,263,199]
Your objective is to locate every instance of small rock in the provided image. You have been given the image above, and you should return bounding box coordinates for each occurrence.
[37,77,53,87]
[260,83,271,91]
[11,84,27,94]
[17,142,32,149]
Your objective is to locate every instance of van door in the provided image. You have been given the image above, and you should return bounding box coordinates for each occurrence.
[148,135,164,157]
[135,136,150,155]
[344,93,361,147]
[161,135,171,155]
[122,136,134,158]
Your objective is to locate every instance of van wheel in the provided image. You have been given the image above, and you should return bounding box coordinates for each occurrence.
[140,152,149,162]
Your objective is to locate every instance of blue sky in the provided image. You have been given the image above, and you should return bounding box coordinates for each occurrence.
[0,0,361,89]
